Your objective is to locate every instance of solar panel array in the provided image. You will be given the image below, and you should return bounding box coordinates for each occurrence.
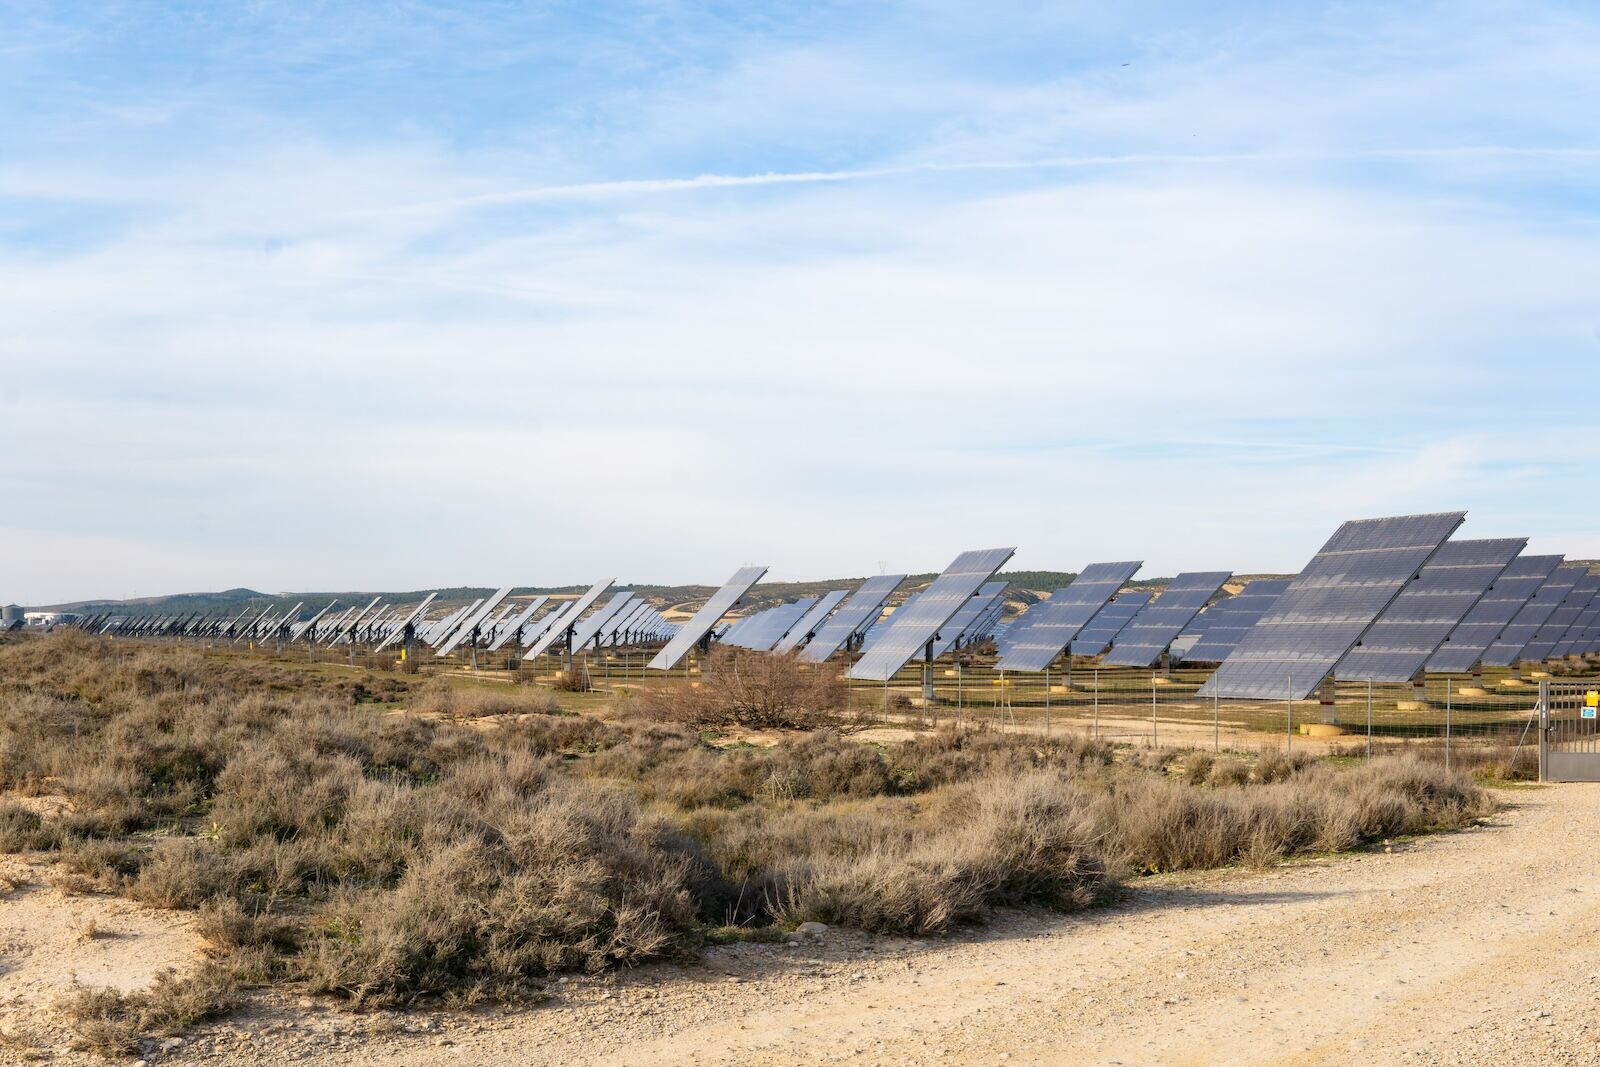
[568,591,637,650]
[1104,571,1233,668]
[1552,586,1600,658]
[847,549,1015,681]
[799,575,905,663]
[648,566,769,670]
[486,596,550,651]
[772,589,849,654]
[435,586,514,656]
[524,579,614,659]
[1197,512,1465,700]
[1068,592,1152,657]
[728,597,818,651]
[930,581,1010,658]
[1333,538,1525,682]
[995,561,1143,672]
[1422,554,1559,673]
[1518,569,1600,663]
[1480,563,1585,667]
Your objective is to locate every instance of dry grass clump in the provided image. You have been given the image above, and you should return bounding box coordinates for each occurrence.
[0,634,1500,1046]
[60,959,244,1056]
[630,648,848,728]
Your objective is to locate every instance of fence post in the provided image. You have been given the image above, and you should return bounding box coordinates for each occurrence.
[1151,673,1158,748]
[1044,667,1051,736]
[1366,679,1373,758]
[1445,678,1452,773]
[1213,686,1220,752]
[1538,679,1550,782]
[1286,672,1293,753]
[1092,668,1100,740]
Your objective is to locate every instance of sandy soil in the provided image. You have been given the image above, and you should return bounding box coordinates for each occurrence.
[0,857,203,1055]
[6,785,1598,1065]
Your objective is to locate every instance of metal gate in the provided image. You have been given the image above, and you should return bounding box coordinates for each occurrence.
[1540,680,1600,783]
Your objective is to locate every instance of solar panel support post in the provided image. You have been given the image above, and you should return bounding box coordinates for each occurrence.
[921,640,935,704]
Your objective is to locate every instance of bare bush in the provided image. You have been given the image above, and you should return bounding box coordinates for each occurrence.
[629,649,848,728]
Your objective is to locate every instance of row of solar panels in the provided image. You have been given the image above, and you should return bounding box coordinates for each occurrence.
[74,511,1600,697]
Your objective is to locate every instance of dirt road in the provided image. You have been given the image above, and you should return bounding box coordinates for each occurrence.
[11,784,1600,1065]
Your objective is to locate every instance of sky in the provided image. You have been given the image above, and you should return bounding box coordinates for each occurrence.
[3,1,1599,604]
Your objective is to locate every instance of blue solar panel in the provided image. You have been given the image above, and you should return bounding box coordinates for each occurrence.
[995,562,1143,672]
[1197,512,1466,700]
[1069,592,1152,657]
[847,549,1015,681]
[1103,571,1233,668]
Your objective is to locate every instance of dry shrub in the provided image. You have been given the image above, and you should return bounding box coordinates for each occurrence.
[630,649,846,728]
[61,959,241,1056]
[0,634,1499,1034]
[551,670,592,693]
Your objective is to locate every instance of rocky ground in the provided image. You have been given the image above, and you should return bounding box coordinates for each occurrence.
[3,784,1597,1066]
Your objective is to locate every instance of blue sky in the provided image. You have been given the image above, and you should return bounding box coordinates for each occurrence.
[3,1,1599,603]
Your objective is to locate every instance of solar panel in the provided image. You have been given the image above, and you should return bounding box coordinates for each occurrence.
[1332,538,1524,682]
[291,601,339,642]
[798,575,907,663]
[995,561,1143,672]
[1481,563,1585,667]
[485,597,550,651]
[732,597,818,651]
[597,599,649,644]
[772,589,850,654]
[858,590,921,655]
[424,600,479,645]
[525,580,615,659]
[374,593,439,653]
[1069,592,1152,657]
[931,582,1010,658]
[1550,586,1600,658]
[1423,554,1559,673]
[435,587,515,656]
[648,566,770,670]
[847,548,1015,681]
[329,597,383,645]
[1518,570,1600,662]
[1103,571,1234,667]
[1197,511,1466,700]
[570,592,637,650]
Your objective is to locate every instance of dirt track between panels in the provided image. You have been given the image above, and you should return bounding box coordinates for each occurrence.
[37,781,1575,1067]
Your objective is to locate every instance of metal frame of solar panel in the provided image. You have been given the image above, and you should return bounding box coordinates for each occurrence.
[930,581,1009,658]
[773,589,849,654]
[598,599,650,645]
[525,579,615,659]
[1518,569,1600,662]
[1104,571,1234,667]
[1069,591,1152,657]
[994,561,1143,673]
[1197,511,1466,701]
[847,549,1015,682]
[1423,554,1559,673]
[798,575,906,663]
[647,566,770,670]
[1480,563,1585,667]
[1332,538,1524,682]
